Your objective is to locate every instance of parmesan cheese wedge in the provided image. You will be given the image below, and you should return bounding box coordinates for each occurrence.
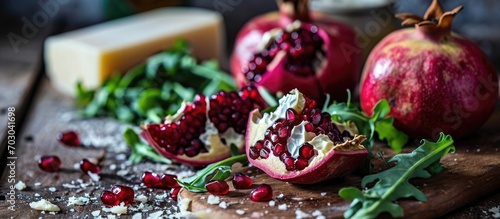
[45,7,224,96]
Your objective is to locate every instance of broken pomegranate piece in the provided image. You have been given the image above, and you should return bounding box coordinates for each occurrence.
[246,89,368,184]
[141,86,267,167]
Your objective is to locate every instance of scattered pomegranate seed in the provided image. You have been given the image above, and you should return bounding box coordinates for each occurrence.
[56,130,80,146]
[250,184,273,202]
[80,159,100,175]
[170,187,181,201]
[206,180,230,196]
[232,173,253,189]
[38,155,61,172]
[101,191,120,206]
[111,185,134,205]
[161,174,180,189]
[141,172,162,188]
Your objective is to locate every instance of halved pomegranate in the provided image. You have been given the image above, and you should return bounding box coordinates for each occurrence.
[246,89,367,184]
[141,86,267,167]
[231,0,361,102]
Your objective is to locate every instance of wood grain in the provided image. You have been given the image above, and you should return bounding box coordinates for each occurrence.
[180,111,500,219]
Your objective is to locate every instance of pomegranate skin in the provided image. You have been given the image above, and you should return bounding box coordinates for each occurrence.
[231,10,361,102]
[360,28,498,140]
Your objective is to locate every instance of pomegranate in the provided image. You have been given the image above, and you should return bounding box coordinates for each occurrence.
[160,174,180,189]
[231,0,361,102]
[250,184,273,202]
[170,187,181,202]
[38,155,61,172]
[101,191,120,206]
[246,89,368,184]
[360,0,499,140]
[232,173,253,189]
[141,86,267,167]
[141,172,180,189]
[56,130,80,146]
[80,159,100,175]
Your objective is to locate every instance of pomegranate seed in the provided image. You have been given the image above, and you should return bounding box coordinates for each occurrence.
[250,184,273,202]
[170,187,181,201]
[111,185,134,205]
[249,146,260,160]
[304,123,315,132]
[278,126,289,139]
[286,108,298,125]
[254,140,264,150]
[272,143,286,156]
[80,159,100,175]
[38,155,61,172]
[56,130,80,146]
[295,158,309,170]
[299,143,315,160]
[141,172,162,188]
[232,173,253,189]
[161,174,180,189]
[101,191,120,206]
[280,153,295,171]
[206,180,229,195]
[259,148,270,159]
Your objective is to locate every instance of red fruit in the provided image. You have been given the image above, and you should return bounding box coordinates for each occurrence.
[231,0,361,102]
[111,185,134,205]
[250,184,273,202]
[206,180,230,196]
[246,89,368,184]
[161,174,180,189]
[80,159,100,175]
[101,191,120,206]
[141,86,267,167]
[360,0,498,140]
[232,173,253,189]
[38,155,61,172]
[141,172,162,188]
[56,130,80,146]
[170,187,181,202]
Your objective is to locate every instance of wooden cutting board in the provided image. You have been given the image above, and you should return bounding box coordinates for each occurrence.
[179,111,500,219]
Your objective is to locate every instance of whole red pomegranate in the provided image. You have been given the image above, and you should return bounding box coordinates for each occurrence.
[231,0,361,102]
[360,0,498,140]
[246,89,367,184]
[141,86,267,167]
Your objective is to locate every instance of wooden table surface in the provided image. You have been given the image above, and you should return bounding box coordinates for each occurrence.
[0,25,499,219]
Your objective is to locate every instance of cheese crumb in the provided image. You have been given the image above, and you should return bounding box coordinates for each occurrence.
[218,201,227,209]
[102,203,127,214]
[88,171,100,182]
[207,195,220,205]
[268,200,275,207]
[312,210,325,219]
[320,192,327,196]
[34,193,40,197]
[48,187,57,192]
[15,181,26,190]
[488,206,500,218]
[147,211,163,219]
[29,199,61,212]
[277,193,284,198]
[34,182,41,187]
[295,209,311,219]
[67,196,89,206]
[91,210,100,216]
[278,204,287,211]
[135,194,148,203]
[235,210,245,215]
[132,213,142,219]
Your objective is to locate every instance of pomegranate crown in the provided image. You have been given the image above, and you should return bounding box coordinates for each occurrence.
[395,0,463,32]
[277,0,310,21]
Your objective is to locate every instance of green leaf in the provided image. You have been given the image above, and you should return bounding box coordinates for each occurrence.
[339,133,455,219]
[230,144,241,156]
[123,128,171,164]
[136,89,162,114]
[177,154,248,193]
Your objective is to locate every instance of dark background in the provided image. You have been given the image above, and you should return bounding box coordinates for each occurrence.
[1,0,499,70]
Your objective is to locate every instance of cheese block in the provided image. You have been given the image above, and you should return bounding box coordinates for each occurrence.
[45,7,224,96]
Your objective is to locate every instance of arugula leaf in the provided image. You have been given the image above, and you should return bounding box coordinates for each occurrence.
[76,39,237,124]
[326,91,408,157]
[339,133,455,219]
[177,154,248,192]
[123,128,171,164]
